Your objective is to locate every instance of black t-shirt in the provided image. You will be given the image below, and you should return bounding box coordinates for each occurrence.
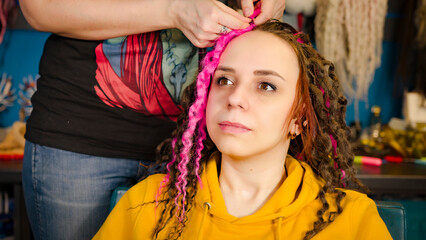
[25,30,200,160]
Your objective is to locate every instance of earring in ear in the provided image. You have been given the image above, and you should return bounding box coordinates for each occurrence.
[290,133,296,140]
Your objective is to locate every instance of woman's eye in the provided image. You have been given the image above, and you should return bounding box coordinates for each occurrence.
[217,77,233,86]
[258,82,276,91]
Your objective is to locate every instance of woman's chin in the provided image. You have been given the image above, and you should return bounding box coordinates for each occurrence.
[217,146,253,160]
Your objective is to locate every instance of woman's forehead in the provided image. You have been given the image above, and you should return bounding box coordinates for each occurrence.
[217,30,300,81]
[221,30,296,61]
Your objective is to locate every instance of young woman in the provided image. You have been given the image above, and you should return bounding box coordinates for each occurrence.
[93,20,391,240]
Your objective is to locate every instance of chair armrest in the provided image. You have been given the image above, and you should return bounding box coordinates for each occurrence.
[376,201,407,240]
[109,186,131,212]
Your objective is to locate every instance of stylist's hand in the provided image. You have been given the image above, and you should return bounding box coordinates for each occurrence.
[170,0,251,48]
[239,0,286,25]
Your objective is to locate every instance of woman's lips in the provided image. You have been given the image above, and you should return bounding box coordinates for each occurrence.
[218,121,252,133]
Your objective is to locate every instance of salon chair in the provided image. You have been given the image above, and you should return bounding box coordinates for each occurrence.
[109,186,130,212]
[375,201,407,240]
[110,187,407,239]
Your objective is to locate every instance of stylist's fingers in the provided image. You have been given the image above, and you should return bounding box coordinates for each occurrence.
[239,0,255,17]
[253,0,286,25]
[183,30,216,48]
[215,1,251,29]
[171,0,251,48]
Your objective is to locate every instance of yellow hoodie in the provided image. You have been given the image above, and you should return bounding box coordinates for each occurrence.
[93,153,392,239]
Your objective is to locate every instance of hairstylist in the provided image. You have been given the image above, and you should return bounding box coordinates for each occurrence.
[19,0,285,239]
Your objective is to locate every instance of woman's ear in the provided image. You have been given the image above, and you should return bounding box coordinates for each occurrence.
[288,118,299,137]
[289,119,308,137]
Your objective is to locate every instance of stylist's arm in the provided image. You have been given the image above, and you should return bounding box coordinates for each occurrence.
[19,0,251,47]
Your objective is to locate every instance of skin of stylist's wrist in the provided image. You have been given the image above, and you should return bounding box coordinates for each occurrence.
[165,0,181,29]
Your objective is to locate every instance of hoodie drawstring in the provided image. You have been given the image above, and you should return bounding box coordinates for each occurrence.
[276,216,284,239]
[198,202,211,240]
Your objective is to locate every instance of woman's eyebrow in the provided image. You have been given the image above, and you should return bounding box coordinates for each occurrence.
[216,66,235,72]
[254,70,286,82]
[216,66,286,82]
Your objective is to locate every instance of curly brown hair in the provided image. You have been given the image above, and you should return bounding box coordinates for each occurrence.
[151,20,367,240]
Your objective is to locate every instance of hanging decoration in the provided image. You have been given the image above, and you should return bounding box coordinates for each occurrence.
[0,73,15,112]
[19,74,38,120]
[315,0,388,114]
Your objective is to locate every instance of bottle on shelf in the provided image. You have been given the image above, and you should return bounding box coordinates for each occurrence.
[370,105,382,144]
[368,105,384,150]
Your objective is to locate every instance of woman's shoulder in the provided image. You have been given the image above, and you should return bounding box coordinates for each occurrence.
[124,173,167,204]
[334,188,377,211]
[320,188,377,217]
[335,189,384,225]
[337,189,392,238]
[134,173,167,188]
[94,174,168,238]
[340,189,374,205]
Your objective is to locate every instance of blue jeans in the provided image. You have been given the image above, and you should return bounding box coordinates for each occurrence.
[22,141,159,240]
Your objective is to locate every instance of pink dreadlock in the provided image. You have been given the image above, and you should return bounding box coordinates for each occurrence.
[157,6,262,223]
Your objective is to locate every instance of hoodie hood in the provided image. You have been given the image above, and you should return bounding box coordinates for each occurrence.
[194,152,324,238]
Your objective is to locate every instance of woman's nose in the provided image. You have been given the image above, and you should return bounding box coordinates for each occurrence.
[227,85,248,110]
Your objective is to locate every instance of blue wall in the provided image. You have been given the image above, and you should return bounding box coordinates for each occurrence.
[0,29,49,127]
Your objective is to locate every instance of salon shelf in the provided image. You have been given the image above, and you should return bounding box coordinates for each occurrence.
[355,161,426,198]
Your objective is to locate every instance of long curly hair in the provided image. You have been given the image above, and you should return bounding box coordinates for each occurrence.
[151,19,367,240]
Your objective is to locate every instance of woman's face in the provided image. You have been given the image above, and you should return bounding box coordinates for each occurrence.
[206,30,300,159]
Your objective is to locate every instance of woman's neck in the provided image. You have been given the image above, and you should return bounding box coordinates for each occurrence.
[218,146,288,217]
